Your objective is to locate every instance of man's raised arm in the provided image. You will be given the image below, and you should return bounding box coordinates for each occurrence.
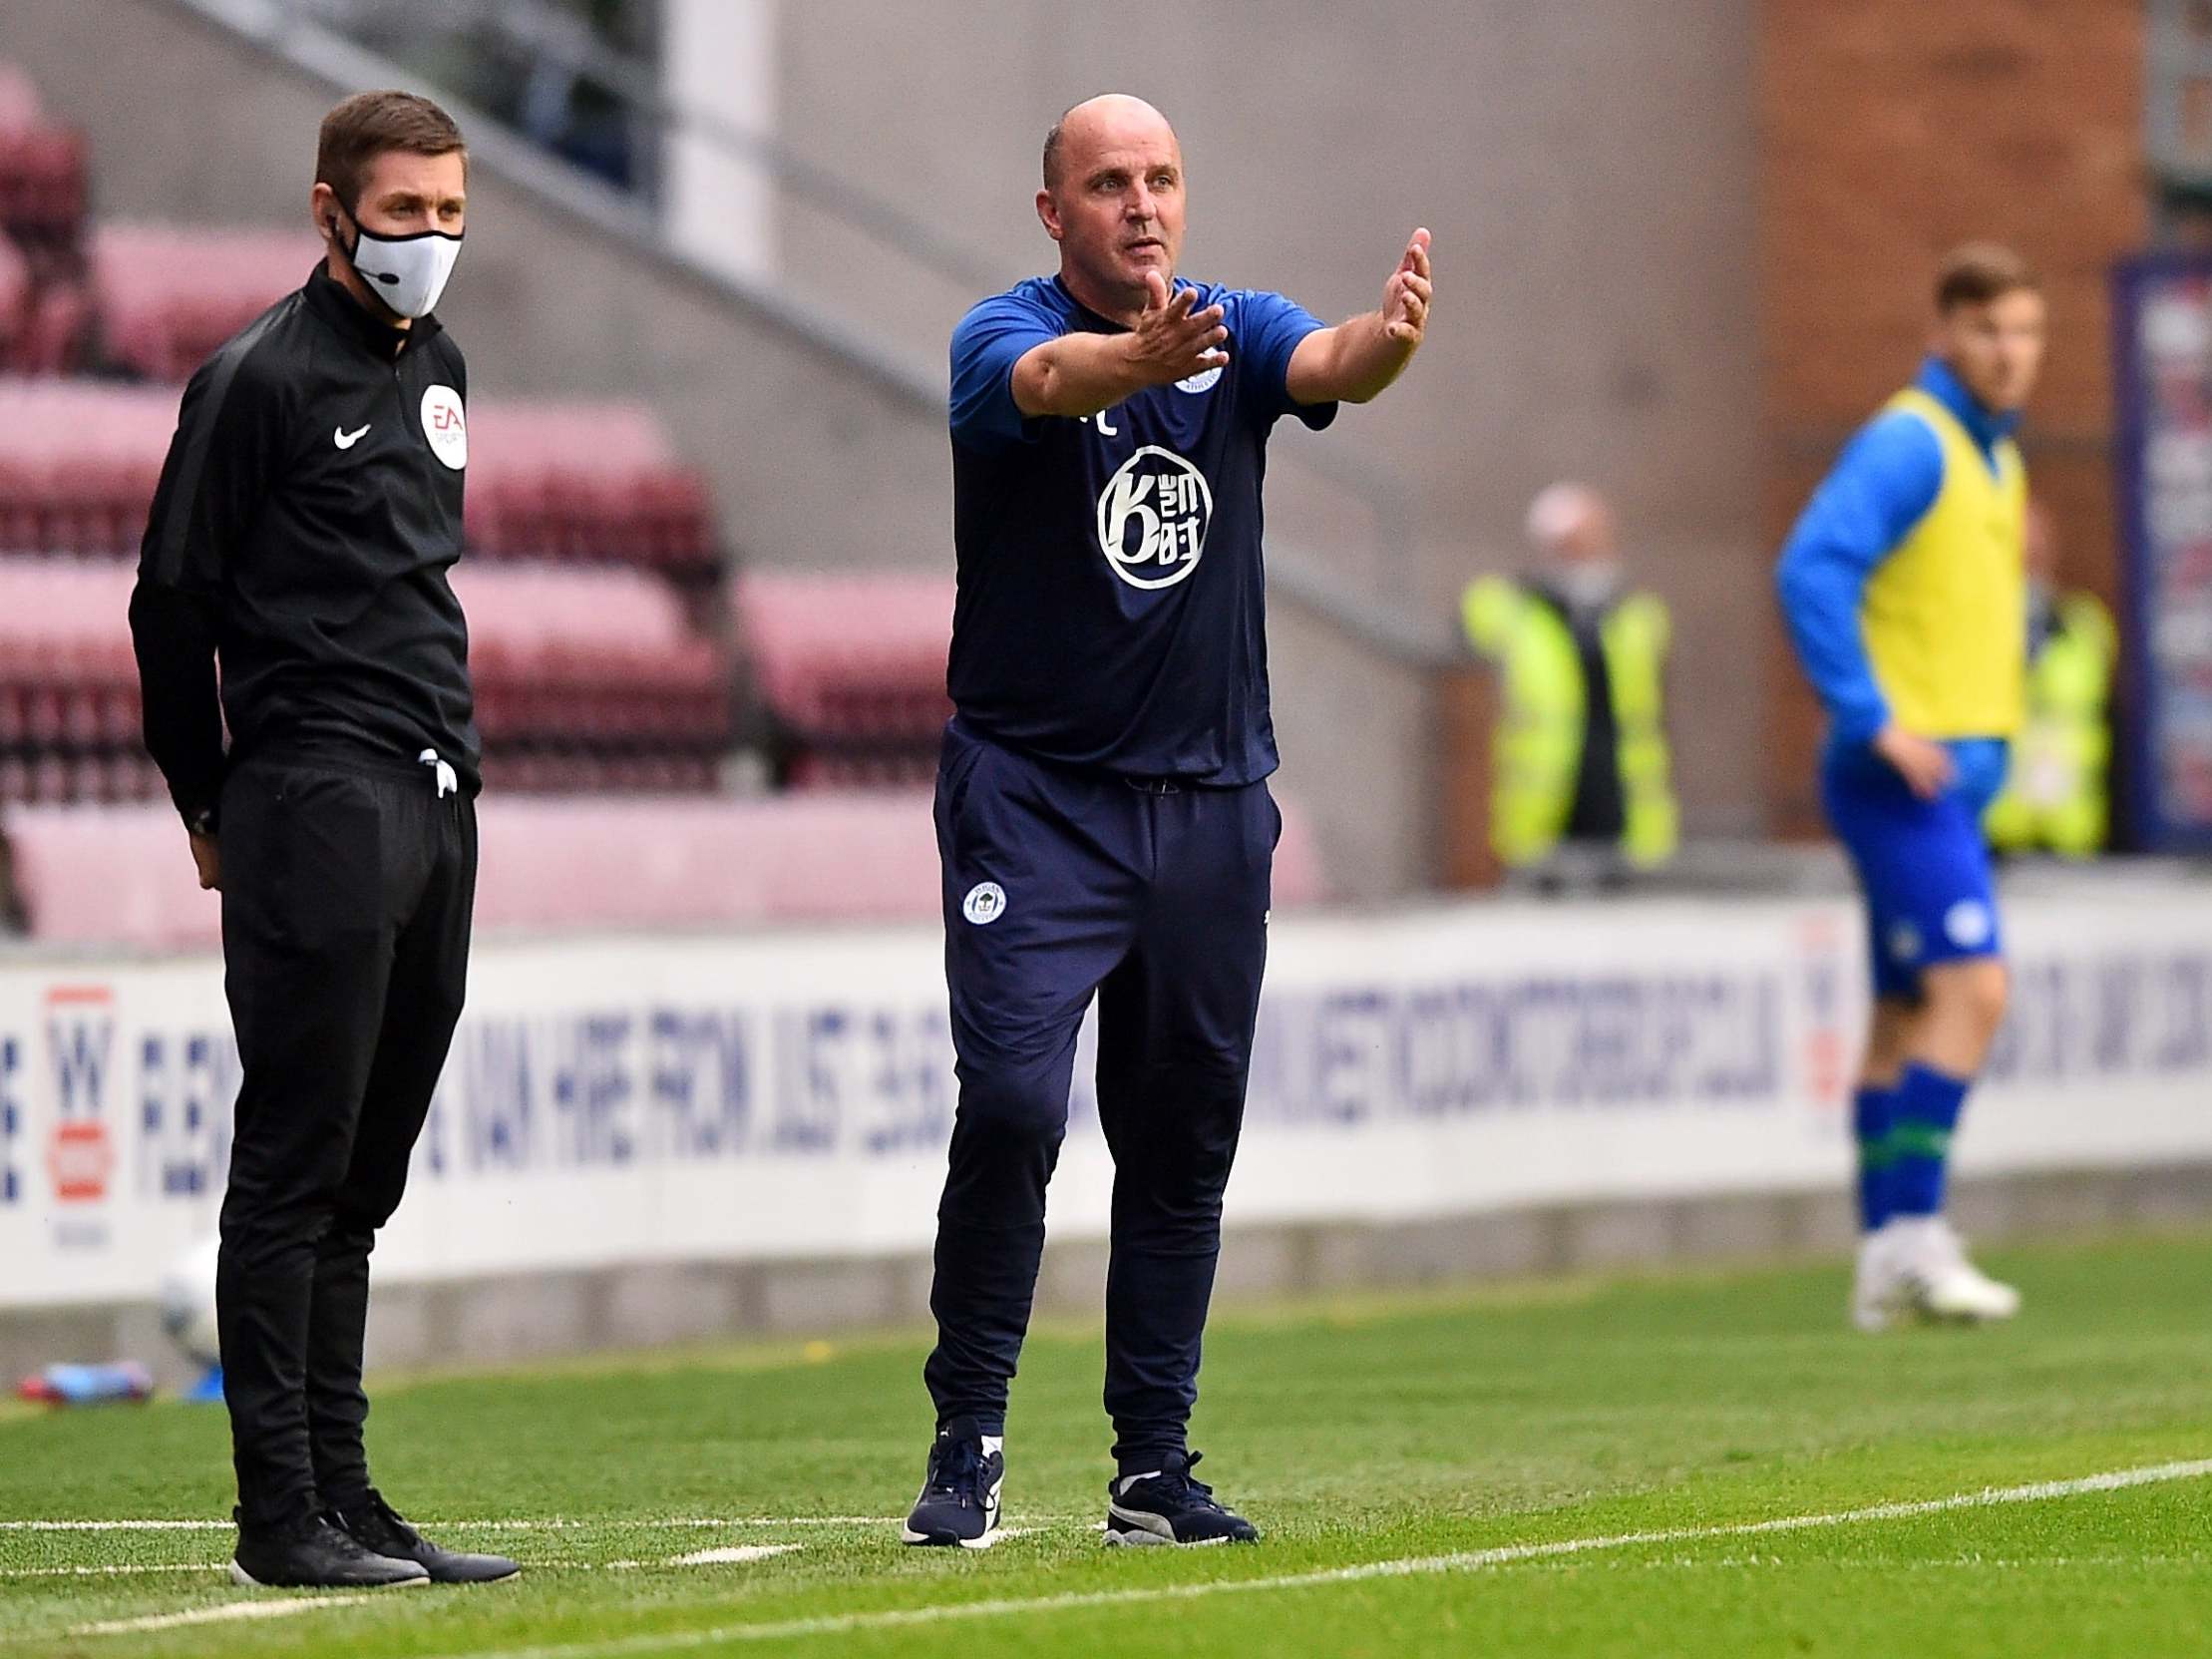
[1011,271,1229,419]
[1287,227,1433,406]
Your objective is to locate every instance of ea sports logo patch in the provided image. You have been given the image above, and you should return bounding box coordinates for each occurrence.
[421,384,467,470]
[962,881,1006,926]
[1097,445,1213,592]
[1944,900,1994,950]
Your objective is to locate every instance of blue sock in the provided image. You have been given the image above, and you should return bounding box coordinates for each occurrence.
[1889,1062,1969,1217]
[1852,1084,1898,1233]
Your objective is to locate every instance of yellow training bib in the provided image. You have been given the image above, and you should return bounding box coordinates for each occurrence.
[1860,388,2027,738]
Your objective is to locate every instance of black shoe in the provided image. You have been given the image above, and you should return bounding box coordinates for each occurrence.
[329,1489,521,1584]
[902,1417,1004,1548]
[1104,1451,1259,1546]
[230,1511,431,1588]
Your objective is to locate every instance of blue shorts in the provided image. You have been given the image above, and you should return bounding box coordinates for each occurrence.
[1820,736,2009,1001]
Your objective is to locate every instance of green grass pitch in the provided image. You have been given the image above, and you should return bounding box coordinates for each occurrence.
[4,1230,2210,1657]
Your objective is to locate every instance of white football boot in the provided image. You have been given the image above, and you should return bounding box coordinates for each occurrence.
[1855,1216,2021,1331]
[1850,1226,1910,1333]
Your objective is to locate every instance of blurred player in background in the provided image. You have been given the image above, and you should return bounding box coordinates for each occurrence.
[130,91,514,1589]
[1776,243,2042,1332]
[1462,483,1677,891]
[908,93,1430,1548]
[1983,502,2115,858]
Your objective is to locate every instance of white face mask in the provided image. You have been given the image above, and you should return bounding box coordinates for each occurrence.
[1555,562,1623,612]
[332,200,462,319]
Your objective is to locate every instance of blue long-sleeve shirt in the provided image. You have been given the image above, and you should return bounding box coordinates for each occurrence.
[1775,358,2020,751]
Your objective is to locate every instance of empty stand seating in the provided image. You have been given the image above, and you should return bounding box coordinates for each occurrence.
[0,559,731,804]
[0,380,175,554]
[89,222,319,382]
[465,401,717,573]
[734,571,951,787]
[0,380,719,572]
[454,562,731,759]
[0,558,143,803]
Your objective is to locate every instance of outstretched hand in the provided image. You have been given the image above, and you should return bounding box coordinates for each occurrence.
[1382,227,1432,347]
[1127,270,1230,387]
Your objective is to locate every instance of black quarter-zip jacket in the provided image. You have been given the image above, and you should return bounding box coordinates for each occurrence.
[130,263,480,829]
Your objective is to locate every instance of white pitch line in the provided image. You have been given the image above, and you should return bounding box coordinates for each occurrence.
[70,1594,378,1637]
[0,1515,906,1533]
[408,1457,2212,1659]
[1,1562,223,1579]
[609,1545,806,1570]
[0,1530,230,1539]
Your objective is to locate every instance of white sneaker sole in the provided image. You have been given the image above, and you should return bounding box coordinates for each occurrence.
[1919,1295,2022,1324]
[1102,1503,1241,1547]
[1855,1286,2022,1331]
[900,1523,1001,1550]
[229,1559,431,1588]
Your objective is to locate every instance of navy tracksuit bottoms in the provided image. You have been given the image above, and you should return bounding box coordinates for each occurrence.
[923,719,1277,1468]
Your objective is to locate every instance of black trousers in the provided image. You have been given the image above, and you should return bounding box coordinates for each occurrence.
[214,754,475,1525]
[923,723,1275,1469]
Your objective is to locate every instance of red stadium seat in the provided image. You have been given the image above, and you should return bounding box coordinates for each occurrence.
[464,402,718,573]
[88,222,320,382]
[732,570,952,785]
[0,64,86,254]
[0,233,29,370]
[0,557,728,801]
[0,379,177,554]
[0,380,716,570]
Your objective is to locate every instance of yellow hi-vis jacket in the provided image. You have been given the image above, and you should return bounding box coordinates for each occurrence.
[1984,592,2116,857]
[1461,576,1678,868]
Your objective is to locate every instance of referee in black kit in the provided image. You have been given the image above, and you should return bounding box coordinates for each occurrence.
[130,91,514,1590]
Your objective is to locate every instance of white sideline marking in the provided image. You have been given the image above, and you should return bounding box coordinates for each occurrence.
[2,1562,222,1579]
[416,1458,2212,1659]
[71,1595,376,1636]
[0,1515,904,1533]
[605,1548,805,1574]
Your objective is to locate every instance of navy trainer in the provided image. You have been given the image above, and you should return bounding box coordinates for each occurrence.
[902,1418,1004,1548]
[1103,1451,1259,1545]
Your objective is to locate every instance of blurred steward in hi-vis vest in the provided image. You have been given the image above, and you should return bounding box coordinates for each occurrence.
[1460,483,1677,885]
[1983,501,2114,857]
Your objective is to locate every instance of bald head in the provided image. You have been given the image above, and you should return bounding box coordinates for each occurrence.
[1035,92,1189,320]
[1525,483,1616,565]
[1043,94,1178,190]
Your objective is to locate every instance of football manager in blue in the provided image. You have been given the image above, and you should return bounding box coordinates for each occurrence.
[904,92,1432,1549]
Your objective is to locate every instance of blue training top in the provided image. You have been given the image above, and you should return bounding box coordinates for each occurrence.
[945,275,1335,785]
[1774,356,2019,798]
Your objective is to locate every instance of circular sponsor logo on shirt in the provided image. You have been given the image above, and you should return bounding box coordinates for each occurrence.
[421,384,468,470]
[1096,445,1214,592]
[1175,365,1224,394]
[961,881,1006,926]
[1944,899,1994,950]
